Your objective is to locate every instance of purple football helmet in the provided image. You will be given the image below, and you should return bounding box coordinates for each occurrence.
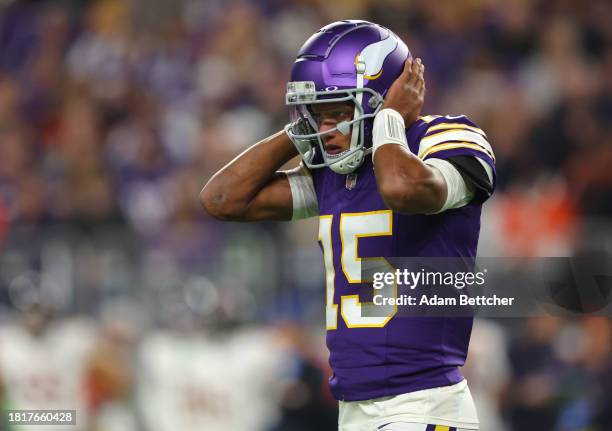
[285,20,411,174]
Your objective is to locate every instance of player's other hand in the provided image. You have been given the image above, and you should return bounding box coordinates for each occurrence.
[382,58,425,126]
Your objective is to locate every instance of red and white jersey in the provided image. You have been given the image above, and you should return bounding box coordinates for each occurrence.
[0,318,97,431]
[137,327,288,431]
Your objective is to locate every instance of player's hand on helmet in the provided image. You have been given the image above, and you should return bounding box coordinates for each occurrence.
[382,58,425,126]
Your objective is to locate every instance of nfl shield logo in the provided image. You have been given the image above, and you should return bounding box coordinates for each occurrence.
[345,173,358,190]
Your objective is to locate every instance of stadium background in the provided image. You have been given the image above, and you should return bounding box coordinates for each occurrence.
[0,0,611,430]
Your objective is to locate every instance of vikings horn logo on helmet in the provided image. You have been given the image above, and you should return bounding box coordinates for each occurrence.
[361,35,399,80]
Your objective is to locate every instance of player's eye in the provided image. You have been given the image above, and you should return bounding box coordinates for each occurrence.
[312,108,353,125]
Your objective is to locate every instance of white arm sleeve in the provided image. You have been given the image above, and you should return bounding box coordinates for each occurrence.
[285,163,318,220]
[424,158,475,213]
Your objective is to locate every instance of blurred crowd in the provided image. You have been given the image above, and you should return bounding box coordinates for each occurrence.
[0,0,611,430]
[0,0,611,247]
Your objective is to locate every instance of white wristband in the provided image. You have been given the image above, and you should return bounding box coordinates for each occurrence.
[372,108,408,159]
[286,163,318,220]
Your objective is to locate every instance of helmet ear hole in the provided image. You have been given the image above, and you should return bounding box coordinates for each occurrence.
[369,94,383,110]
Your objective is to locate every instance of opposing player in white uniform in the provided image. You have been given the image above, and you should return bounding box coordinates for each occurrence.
[0,305,97,431]
[137,325,289,431]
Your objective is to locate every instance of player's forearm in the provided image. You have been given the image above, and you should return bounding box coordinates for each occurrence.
[200,130,297,219]
[373,145,446,214]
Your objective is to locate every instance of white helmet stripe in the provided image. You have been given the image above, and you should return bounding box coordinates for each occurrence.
[351,55,366,151]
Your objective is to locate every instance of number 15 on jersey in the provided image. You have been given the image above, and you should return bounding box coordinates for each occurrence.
[318,210,397,330]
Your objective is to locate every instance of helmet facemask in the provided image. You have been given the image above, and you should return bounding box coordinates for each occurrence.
[285,79,384,175]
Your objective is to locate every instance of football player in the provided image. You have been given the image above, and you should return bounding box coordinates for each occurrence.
[137,281,288,431]
[0,295,97,431]
[201,20,495,431]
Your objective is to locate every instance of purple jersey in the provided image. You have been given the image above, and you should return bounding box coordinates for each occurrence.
[311,114,496,401]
